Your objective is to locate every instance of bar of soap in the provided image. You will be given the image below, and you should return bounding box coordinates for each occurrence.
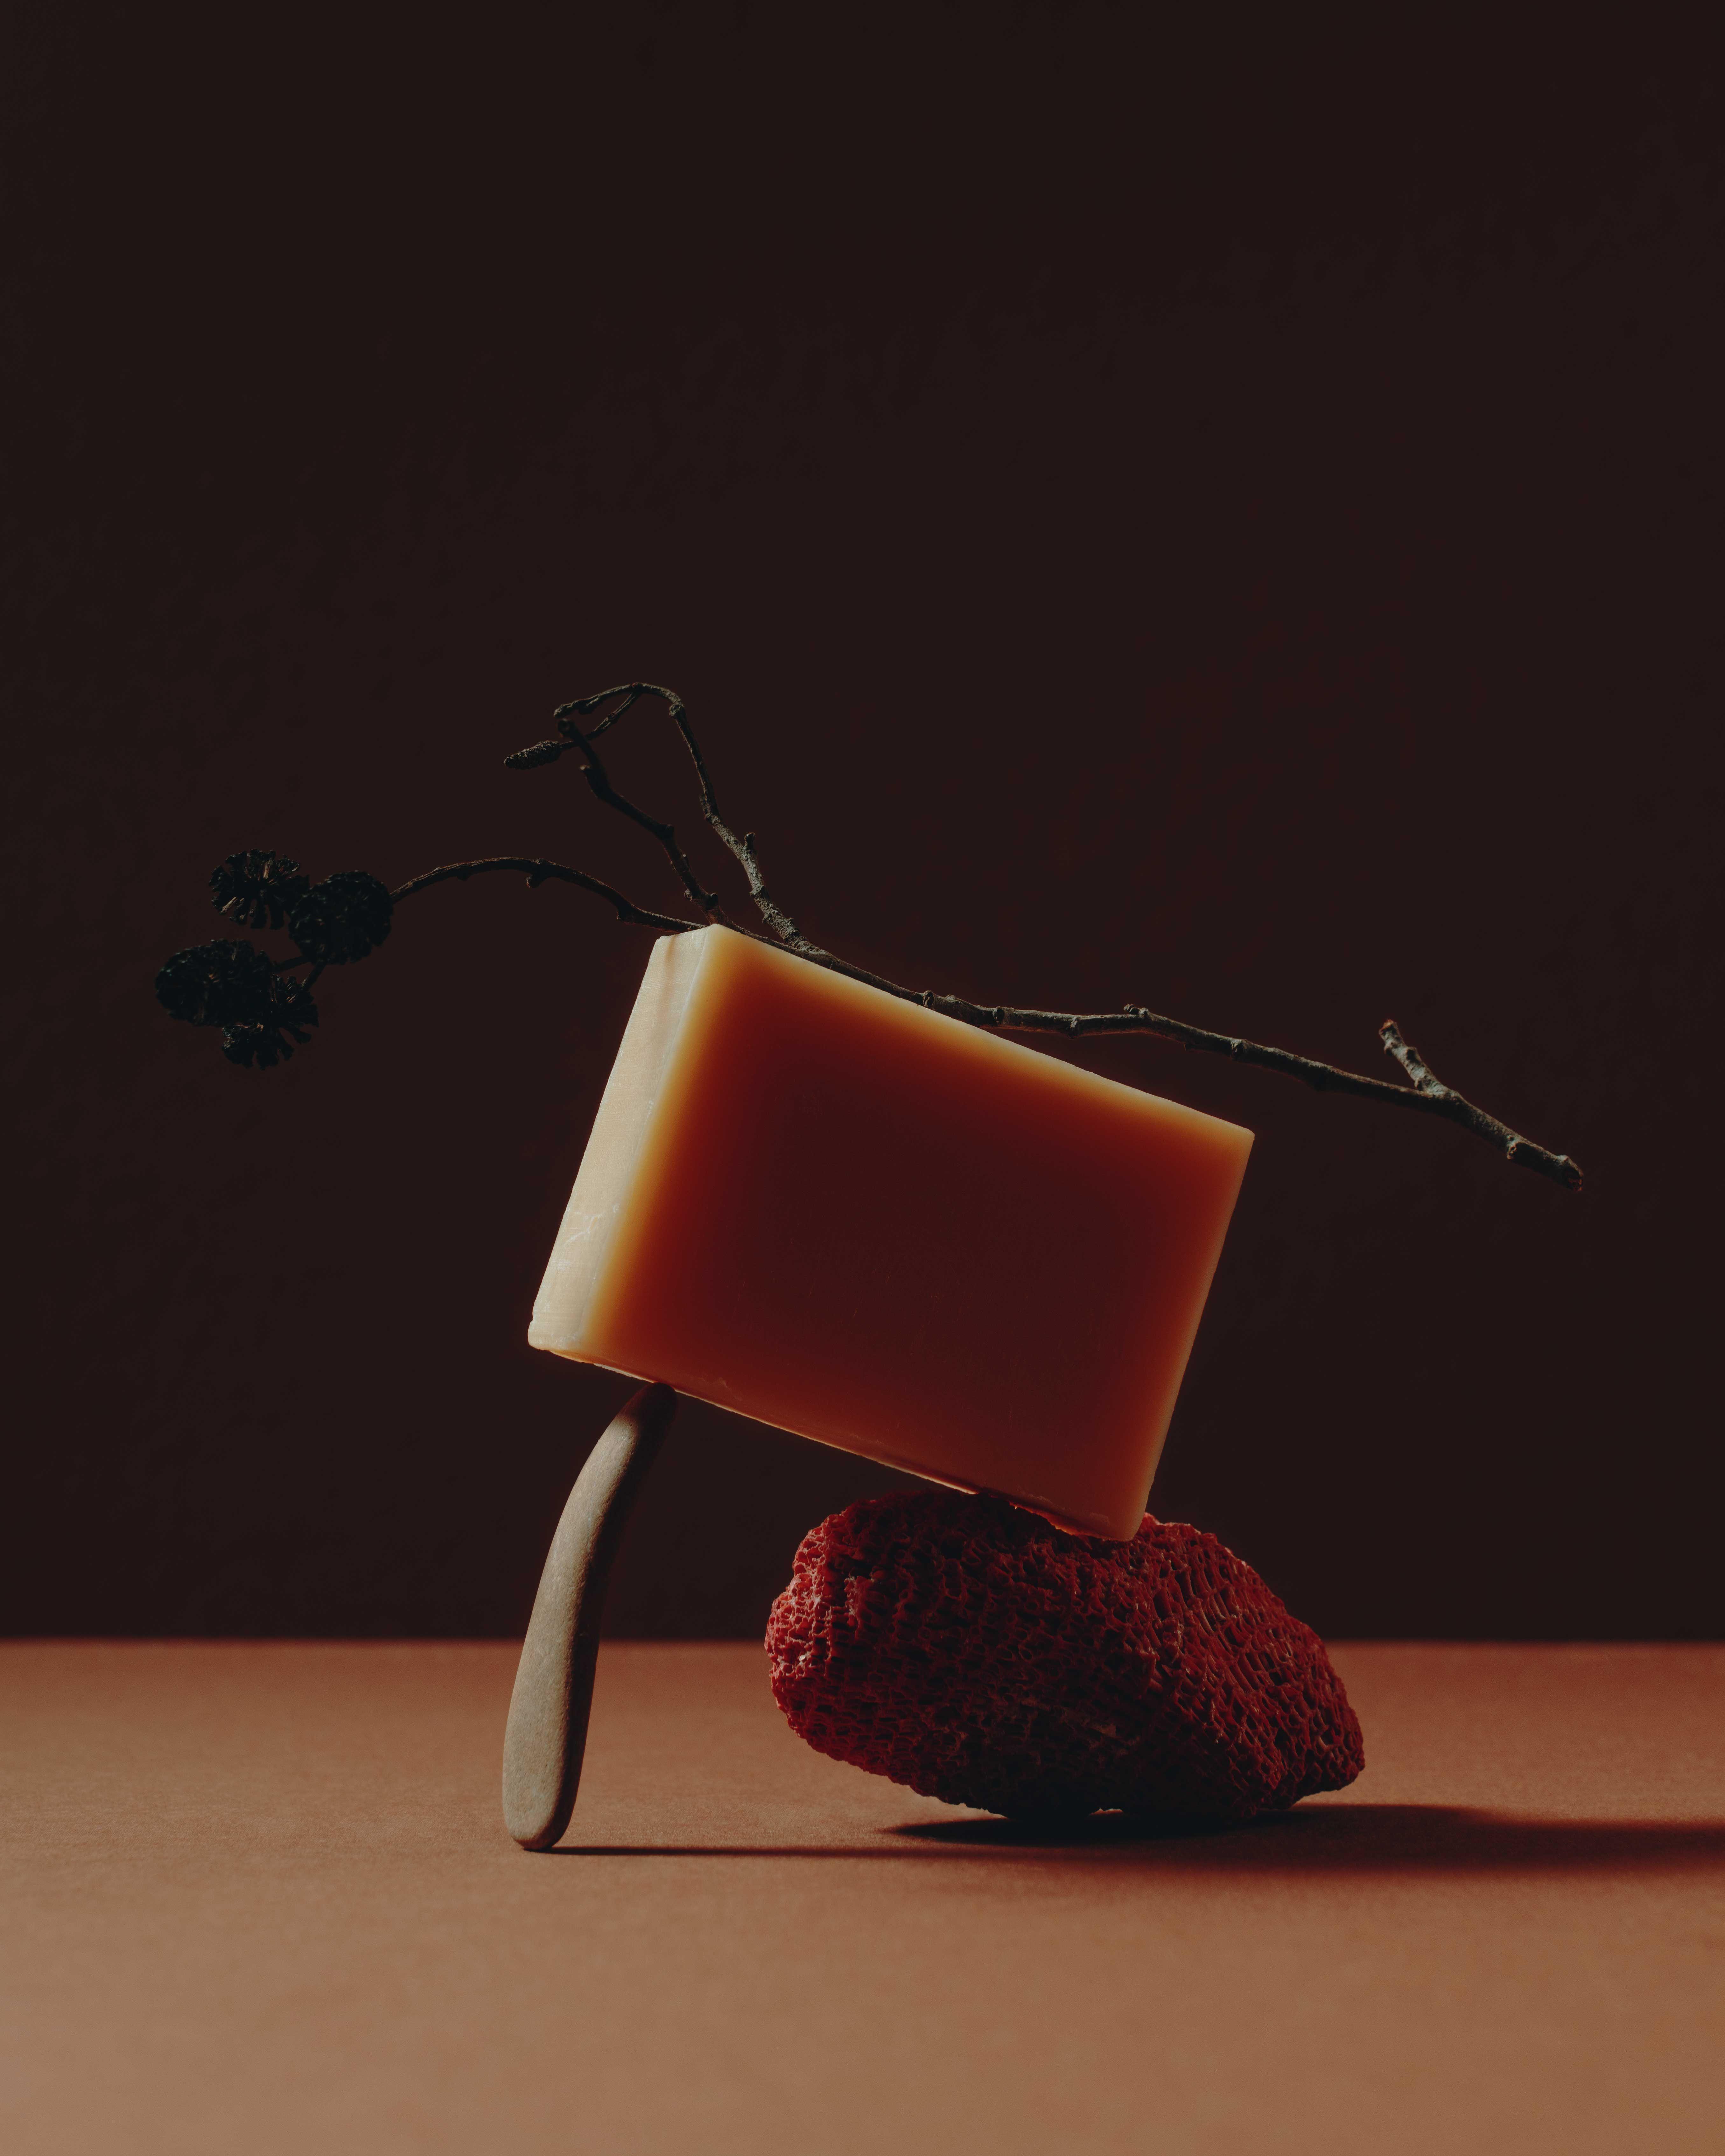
[529,926,1252,1539]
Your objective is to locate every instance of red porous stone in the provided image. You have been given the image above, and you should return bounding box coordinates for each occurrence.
[766,1491,1364,1821]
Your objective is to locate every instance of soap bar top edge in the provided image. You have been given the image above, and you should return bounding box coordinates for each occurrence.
[694,924,1256,1164]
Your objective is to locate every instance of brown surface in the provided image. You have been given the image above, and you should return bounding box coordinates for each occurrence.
[4,1642,1722,2155]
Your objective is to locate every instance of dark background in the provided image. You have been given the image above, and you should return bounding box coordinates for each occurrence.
[5,7,1721,1640]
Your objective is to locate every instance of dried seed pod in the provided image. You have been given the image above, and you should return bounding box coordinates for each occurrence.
[287,871,394,964]
[220,973,319,1068]
[154,940,275,1029]
[208,850,311,930]
[767,1490,1364,1822]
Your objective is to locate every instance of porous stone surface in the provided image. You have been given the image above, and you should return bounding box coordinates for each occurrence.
[767,1491,1364,1821]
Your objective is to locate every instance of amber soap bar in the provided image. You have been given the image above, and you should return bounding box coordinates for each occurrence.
[529,927,1251,1539]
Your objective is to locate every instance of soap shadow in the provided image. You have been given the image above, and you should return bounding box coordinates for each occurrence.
[553,1805,1725,1873]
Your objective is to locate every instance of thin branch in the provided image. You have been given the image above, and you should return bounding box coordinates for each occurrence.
[179,688,1578,1191]
[500,683,1585,1192]
[390,857,700,934]
[269,958,329,994]
[558,682,822,954]
[505,689,735,928]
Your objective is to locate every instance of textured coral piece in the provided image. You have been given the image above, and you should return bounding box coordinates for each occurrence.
[767,1491,1364,1821]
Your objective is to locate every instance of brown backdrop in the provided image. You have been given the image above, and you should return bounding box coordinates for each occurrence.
[6,9,1721,1639]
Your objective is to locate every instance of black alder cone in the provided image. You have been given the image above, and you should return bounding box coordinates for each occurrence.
[221,974,319,1068]
[155,940,275,1028]
[287,871,394,964]
[209,850,310,930]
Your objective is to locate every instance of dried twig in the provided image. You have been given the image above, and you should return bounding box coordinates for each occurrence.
[504,688,733,927]
[506,686,1583,1191]
[553,682,817,953]
[156,683,1584,1191]
[389,856,693,934]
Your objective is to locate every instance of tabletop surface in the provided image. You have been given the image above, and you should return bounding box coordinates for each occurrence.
[3,1640,1722,2155]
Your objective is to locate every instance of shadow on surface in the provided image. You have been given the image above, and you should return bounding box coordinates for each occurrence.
[553,1805,1725,1871]
[898,1803,1725,1871]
